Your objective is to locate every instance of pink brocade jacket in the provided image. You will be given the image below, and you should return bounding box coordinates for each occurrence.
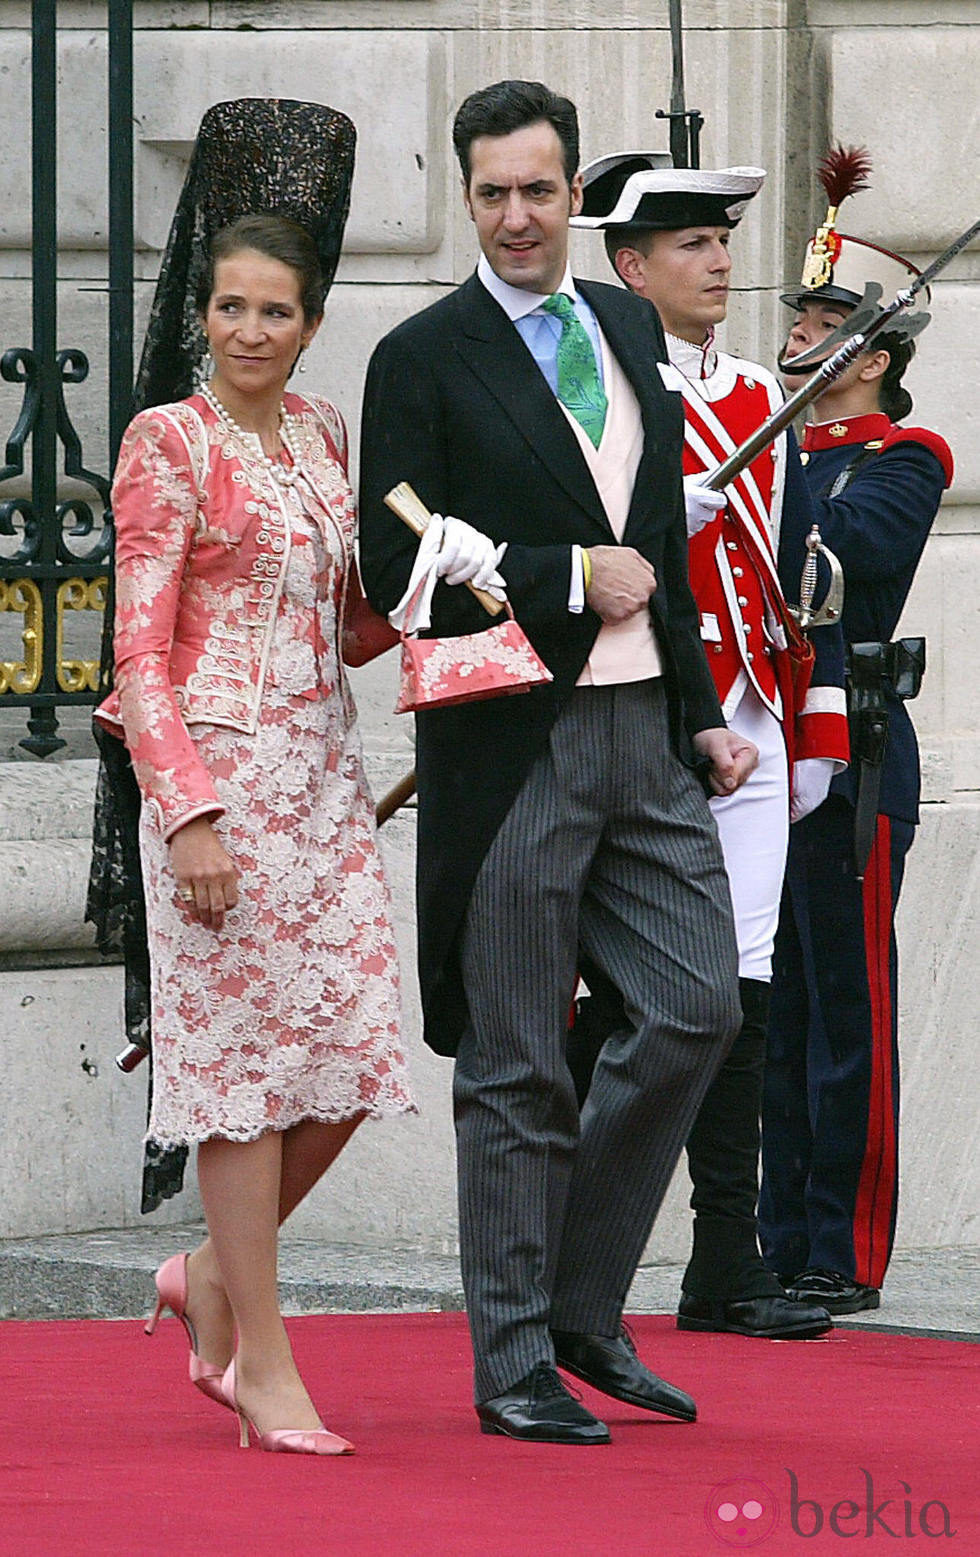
[96,391,357,839]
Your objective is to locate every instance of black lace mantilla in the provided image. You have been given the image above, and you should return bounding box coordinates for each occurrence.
[85,98,356,1212]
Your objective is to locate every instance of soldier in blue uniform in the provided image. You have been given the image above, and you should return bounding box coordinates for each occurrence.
[760,151,954,1314]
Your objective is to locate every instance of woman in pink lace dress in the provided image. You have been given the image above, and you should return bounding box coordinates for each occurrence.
[97,214,415,1455]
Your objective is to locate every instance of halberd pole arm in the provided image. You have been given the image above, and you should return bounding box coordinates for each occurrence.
[700,338,866,492]
[700,213,980,493]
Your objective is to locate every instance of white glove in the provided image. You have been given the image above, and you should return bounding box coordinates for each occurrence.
[387,516,445,633]
[435,514,508,592]
[790,757,837,823]
[387,513,507,635]
[683,475,727,538]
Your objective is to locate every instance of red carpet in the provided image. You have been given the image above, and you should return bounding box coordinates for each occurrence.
[0,1312,975,1555]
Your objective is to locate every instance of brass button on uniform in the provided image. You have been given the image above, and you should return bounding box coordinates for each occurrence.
[737,595,749,607]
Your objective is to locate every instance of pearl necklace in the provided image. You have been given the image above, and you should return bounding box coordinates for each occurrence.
[199,382,304,486]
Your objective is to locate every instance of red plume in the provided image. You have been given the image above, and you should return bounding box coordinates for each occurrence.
[817,143,873,208]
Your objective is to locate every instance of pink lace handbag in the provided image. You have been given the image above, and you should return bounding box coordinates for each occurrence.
[394,590,553,714]
[382,479,553,713]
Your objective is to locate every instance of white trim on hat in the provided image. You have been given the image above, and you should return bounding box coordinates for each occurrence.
[572,161,767,229]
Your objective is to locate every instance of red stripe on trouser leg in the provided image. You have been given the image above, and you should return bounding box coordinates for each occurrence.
[853,816,897,1288]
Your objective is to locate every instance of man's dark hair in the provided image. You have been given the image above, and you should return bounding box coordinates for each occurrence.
[452,79,579,187]
[602,225,655,282]
[196,212,324,324]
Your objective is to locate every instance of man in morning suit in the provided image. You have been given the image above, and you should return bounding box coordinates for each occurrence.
[358,80,756,1445]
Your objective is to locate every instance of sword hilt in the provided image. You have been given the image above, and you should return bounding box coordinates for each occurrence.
[789,525,845,631]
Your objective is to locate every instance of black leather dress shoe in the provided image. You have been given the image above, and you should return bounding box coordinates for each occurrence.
[551,1327,696,1421]
[786,1268,880,1315]
[677,1291,833,1339]
[476,1363,610,1444]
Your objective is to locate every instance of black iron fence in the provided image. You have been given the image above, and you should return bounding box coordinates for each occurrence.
[0,0,133,757]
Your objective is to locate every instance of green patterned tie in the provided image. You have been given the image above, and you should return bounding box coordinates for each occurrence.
[541,293,608,448]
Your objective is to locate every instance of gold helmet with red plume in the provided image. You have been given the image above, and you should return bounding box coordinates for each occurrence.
[782,145,927,311]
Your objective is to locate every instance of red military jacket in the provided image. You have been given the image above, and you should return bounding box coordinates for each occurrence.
[665,335,848,769]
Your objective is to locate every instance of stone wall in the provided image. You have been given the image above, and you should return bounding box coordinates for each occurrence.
[1,1,976,1251]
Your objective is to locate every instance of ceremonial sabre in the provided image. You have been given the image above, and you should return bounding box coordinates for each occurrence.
[794,524,844,630]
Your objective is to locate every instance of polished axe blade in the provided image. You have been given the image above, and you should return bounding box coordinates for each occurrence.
[779,282,883,372]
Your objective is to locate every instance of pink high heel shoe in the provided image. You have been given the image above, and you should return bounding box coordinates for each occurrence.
[220,1359,354,1456]
[145,1251,231,1409]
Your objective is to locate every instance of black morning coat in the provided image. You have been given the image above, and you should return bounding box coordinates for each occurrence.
[358,272,726,1057]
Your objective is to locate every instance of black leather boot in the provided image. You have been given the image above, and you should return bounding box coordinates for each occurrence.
[679,979,831,1339]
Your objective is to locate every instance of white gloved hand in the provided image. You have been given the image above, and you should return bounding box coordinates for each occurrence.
[790,756,837,823]
[386,513,508,636]
[436,514,507,594]
[683,475,728,538]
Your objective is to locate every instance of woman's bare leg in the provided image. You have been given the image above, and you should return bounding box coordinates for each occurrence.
[276,1113,365,1222]
[196,1130,320,1433]
[185,1116,365,1383]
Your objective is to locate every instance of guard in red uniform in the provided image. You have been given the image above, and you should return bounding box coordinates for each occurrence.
[571,155,849,1337]
[760,150,954,1314]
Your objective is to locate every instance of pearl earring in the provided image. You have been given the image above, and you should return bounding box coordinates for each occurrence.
[297,348,308,375]
[196,350,215,388]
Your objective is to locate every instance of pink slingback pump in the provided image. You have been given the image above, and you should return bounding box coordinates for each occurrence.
[220,1359,354,1456]
[145,1251,231,1409]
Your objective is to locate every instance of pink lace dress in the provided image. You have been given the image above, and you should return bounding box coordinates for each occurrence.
[138,468,415,1147]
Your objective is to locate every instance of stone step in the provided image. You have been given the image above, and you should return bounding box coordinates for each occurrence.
[2,1227,977,1336]
[0,1225,463,1321]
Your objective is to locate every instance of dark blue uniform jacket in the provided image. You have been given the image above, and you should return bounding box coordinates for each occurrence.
[799,413,953,823]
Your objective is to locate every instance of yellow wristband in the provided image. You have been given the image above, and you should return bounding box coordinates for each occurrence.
[581,548,592,593]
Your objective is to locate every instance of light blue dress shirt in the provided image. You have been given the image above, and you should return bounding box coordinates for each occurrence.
[476,253,605,394]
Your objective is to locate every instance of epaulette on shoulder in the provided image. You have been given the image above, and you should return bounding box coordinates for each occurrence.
[881,426,954,489]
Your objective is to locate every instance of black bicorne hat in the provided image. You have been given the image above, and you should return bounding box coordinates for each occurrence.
[571,151,766,233]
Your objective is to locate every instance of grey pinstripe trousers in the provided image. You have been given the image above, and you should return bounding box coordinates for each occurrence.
[455,680,740,1403]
